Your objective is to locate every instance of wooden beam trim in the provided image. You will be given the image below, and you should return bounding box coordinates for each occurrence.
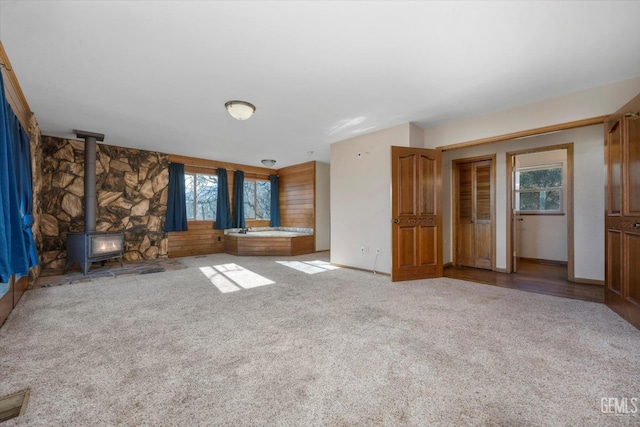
[438,115,609,152]
[0,41,31,129]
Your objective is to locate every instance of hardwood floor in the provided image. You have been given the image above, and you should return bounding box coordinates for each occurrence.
[444,259,604,303]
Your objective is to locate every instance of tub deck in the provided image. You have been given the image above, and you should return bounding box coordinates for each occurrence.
[224,233,314,256]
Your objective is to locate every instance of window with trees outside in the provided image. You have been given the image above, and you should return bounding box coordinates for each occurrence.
[185,173,218,220]
[244,179,271,220]
[515,163,563,213]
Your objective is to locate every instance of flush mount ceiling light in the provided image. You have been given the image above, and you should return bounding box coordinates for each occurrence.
[225,100,256,120]
[261,159,276,167]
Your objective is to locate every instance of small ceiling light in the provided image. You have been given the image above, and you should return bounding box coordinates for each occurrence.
[225,100,256,120]
[261,159,276,167]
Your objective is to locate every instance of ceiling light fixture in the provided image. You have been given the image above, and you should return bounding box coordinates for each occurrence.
[225,100,256,120]
[261,159,276,167]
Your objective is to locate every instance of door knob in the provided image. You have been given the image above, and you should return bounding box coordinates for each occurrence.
[634,222,640,229]
[393,219,400,224]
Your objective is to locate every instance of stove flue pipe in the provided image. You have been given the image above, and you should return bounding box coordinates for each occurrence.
[74,130,105,233]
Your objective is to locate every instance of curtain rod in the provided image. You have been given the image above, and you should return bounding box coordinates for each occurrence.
[174,161,276,176]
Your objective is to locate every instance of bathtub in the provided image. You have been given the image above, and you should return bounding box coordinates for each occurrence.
[224,228,314,256]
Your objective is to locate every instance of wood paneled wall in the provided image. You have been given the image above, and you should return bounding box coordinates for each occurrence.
[167,157,318,257]
[168,221,224,258]
[166,154,275,257]
[279,161,316,229]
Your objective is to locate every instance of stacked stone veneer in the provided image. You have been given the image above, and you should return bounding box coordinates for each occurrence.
[39,136,169,270]
[28,114,44,280]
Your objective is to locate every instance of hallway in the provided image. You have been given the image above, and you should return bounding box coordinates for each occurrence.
[444,259,604,303]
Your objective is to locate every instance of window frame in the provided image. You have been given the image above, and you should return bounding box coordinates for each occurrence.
[515,162,564,215]
[184,171,218,222]
[243,178,271,222]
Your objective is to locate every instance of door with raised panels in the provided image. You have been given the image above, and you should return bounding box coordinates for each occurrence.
[605,93,640,330]
[391,146,442,282]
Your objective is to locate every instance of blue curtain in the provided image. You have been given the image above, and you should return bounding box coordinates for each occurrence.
[232,170,245,228]
[164,162,188,232]
[0,73,33,281]
[12,114,38,268]
[214,168,231,230]
[269,174,280,227]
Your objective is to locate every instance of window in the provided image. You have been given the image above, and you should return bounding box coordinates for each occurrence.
[515,164,563,213]
[185,173,218,220]
[243,180,271,220]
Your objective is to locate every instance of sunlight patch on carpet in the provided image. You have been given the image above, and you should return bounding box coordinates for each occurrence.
[276,260,340,275]
[200,264,275,293]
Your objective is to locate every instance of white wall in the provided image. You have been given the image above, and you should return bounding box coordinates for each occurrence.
[424,77,640,148]
[315,161,331,251]
[329,78,638,279]
[441,125,604,281]
[330,123,414,274]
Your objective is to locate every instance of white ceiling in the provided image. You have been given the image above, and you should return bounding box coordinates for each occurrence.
[2,1,640,168]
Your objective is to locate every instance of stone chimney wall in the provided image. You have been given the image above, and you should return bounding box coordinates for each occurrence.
[39,136,169,270]
[28,114,43,280]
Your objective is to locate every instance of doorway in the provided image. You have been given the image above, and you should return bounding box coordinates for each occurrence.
[507,144,574,281]
[452,155,495,270]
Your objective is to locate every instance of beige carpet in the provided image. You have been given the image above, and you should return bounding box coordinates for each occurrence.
[1,252,639,426]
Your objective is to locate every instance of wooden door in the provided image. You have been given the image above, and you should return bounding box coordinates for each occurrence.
[391,146,442,281]
[605,93,640,330]
[456,162,475,267]
[455,159,493,270]
[513,212,523,272]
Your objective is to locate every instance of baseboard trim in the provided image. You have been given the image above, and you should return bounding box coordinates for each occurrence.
[518,257,568,266]
[331,263,391,277]
[573,277,604,286]
[443,262,453,269]
[494,267,508,273]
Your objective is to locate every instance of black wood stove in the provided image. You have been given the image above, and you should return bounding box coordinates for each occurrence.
[65,231,124,275]
[64,130,124,275]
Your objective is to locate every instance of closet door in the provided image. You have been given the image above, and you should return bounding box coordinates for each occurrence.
[456,162,475,267]
[455,159,494,269]
[473,161,493,269]
[605,96,640,330]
